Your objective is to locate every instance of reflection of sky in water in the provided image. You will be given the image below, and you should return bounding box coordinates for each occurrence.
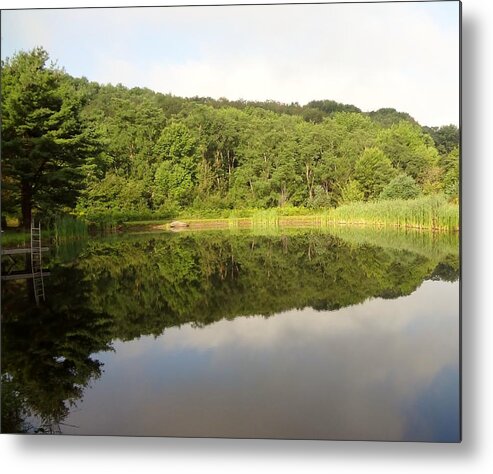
[64,280,459,441]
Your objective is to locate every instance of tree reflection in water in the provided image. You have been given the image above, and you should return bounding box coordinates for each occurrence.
[1,228,459,434]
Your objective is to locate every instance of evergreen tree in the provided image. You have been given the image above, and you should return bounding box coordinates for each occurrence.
[1,48,93,228]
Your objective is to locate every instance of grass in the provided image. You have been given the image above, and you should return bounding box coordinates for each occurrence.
[252,209,280,229]
[52,216,88,244]
[1,216,89,249]
[177,196,459,232]
[323,195,459,231]
[140,196,458,233]
[80,208,177,231]
[1,230,32,248]
[1,195,459,248]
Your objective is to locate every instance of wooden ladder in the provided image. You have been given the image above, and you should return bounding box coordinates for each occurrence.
[31,222,45,304]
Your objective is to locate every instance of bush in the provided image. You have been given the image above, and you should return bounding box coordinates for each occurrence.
[307,185,332,209]
[379,174,421,200]
[339,180,365,204]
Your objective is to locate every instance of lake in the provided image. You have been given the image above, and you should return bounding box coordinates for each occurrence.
[1,227,460,441]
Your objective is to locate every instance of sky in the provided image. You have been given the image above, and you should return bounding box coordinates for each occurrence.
[1,1,460,126]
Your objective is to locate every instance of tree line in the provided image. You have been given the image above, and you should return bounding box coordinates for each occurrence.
[1,48,460,229]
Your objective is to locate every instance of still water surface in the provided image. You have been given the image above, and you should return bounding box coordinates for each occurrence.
[1,228,459,441]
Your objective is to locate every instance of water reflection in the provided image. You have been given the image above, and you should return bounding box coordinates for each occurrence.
[1,228,459,440]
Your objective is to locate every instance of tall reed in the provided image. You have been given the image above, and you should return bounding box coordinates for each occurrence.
[252,209,280,229]
[326,195,458,231]
[52,216,88,244]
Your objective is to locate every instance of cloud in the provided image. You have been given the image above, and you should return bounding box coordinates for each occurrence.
[2,2,459,125]
[94,2,460,125]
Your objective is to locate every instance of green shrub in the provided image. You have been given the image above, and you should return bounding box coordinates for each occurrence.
[379,174,421,200]
[339,180,365,204]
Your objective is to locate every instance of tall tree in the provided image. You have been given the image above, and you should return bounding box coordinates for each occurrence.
[422,124,460,155]
[354,147,396,200]
[442,146,460,200]
[376,121,439,184]
[1,48,92,228]
[367,108,418,128]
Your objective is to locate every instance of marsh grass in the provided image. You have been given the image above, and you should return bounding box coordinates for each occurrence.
[1,230,31,248]
[325,195,459,231]
[252,209,280,229]
[116,196,458,232]
[52,216,88,244]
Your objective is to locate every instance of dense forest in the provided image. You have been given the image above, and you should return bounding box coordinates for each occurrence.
[1,48,459,230]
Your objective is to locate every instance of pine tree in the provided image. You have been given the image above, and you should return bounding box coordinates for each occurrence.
[1,48,93,228]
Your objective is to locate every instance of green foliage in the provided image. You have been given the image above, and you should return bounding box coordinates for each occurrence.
[354,147,396,200]
[78,173,149,213]
[306,99,361,116]
[1,48,459,227]
[1,48,95,228]
[379,174,421,200]
[0,221,85,248]
[155,122,197,161]
[377,121,439,183]
[154,160,194,207]
[52,216,88,243]
[308,185,333,208]
[1,230,30,248]
[82,208,178,231]
[328,195,458,231]
[421,165,444,196]
[442,147,460,200]
[339,180,365,204]
[423,124,460,155]
[367,108,419,128]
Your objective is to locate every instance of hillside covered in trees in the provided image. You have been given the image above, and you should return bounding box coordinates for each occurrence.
[1,48,459,229]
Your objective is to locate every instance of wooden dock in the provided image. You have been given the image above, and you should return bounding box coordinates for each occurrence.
[1,224,48,304]
[1,271,51,281]
[1,247,49,255]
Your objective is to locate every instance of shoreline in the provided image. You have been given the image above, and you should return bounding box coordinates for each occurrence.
[0,212,460,249]
[131,216,459,233]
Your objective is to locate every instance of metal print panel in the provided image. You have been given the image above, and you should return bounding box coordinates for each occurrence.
[0,1,461,441]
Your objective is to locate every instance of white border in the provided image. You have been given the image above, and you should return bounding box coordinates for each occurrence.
[2,1,492,473]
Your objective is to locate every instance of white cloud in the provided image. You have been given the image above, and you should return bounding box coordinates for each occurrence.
[94,3,459,125]
[2,2,459,126]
